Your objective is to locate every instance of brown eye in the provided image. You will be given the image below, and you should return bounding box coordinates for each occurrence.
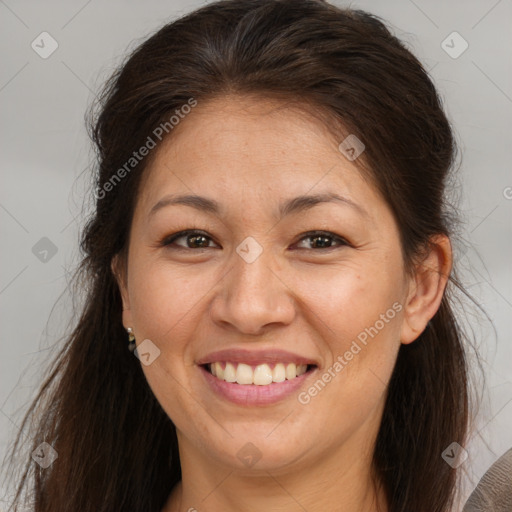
[294,231,349,250]
[162,230,218,249]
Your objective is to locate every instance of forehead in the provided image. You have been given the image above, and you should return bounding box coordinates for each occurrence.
[136,94,382,217]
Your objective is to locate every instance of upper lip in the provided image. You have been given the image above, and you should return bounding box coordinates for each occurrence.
[196,348,319,367]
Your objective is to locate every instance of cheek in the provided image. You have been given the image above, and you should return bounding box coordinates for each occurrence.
[295,260,402,348]
[292,260,403,406]
[127,256,209,342]
[125,255,208,424]
[292,288,400,451]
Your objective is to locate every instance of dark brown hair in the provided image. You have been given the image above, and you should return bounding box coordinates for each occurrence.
[4,1,475,510]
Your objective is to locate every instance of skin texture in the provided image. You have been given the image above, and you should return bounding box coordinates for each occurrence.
[112,95,452,512]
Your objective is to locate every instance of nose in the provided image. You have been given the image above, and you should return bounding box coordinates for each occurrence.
[209,245,296,335]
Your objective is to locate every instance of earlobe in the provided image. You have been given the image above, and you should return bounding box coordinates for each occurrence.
[400,235,452,344]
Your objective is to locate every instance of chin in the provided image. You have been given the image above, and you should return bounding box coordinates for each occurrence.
[202,430,315,473]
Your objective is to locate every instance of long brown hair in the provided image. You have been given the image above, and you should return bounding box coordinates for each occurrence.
[4,1,476,510]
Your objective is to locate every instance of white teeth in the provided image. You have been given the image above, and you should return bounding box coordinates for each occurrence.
[224,362,236,382]
[285,363,296,380]
[208,362,311,385]
[272,363,286,383]
[296,364,307,376]
[253,364,273,385]
[213,361,224,380]
[236,363,253,385]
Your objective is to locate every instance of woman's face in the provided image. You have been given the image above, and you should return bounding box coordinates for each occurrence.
[116,95,425,475]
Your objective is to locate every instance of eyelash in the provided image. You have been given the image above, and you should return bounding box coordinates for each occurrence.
[159,229,351,251]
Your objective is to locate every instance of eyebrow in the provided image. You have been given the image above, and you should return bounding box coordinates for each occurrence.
[148,192,368,220]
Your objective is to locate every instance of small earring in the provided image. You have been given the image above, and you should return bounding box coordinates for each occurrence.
[127,327,136,352]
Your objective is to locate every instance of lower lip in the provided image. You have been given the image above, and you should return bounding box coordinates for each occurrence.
[199,365,316,406]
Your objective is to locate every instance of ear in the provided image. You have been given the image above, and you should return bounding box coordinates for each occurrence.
[111,253,133,329]
[400,234,452,345]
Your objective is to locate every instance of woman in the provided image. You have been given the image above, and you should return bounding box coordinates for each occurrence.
[5,0,474,510]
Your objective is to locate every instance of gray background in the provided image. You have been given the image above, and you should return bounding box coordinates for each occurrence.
[1,0,511,510]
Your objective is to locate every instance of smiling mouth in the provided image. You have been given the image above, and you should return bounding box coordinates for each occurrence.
[203,362,317,385]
